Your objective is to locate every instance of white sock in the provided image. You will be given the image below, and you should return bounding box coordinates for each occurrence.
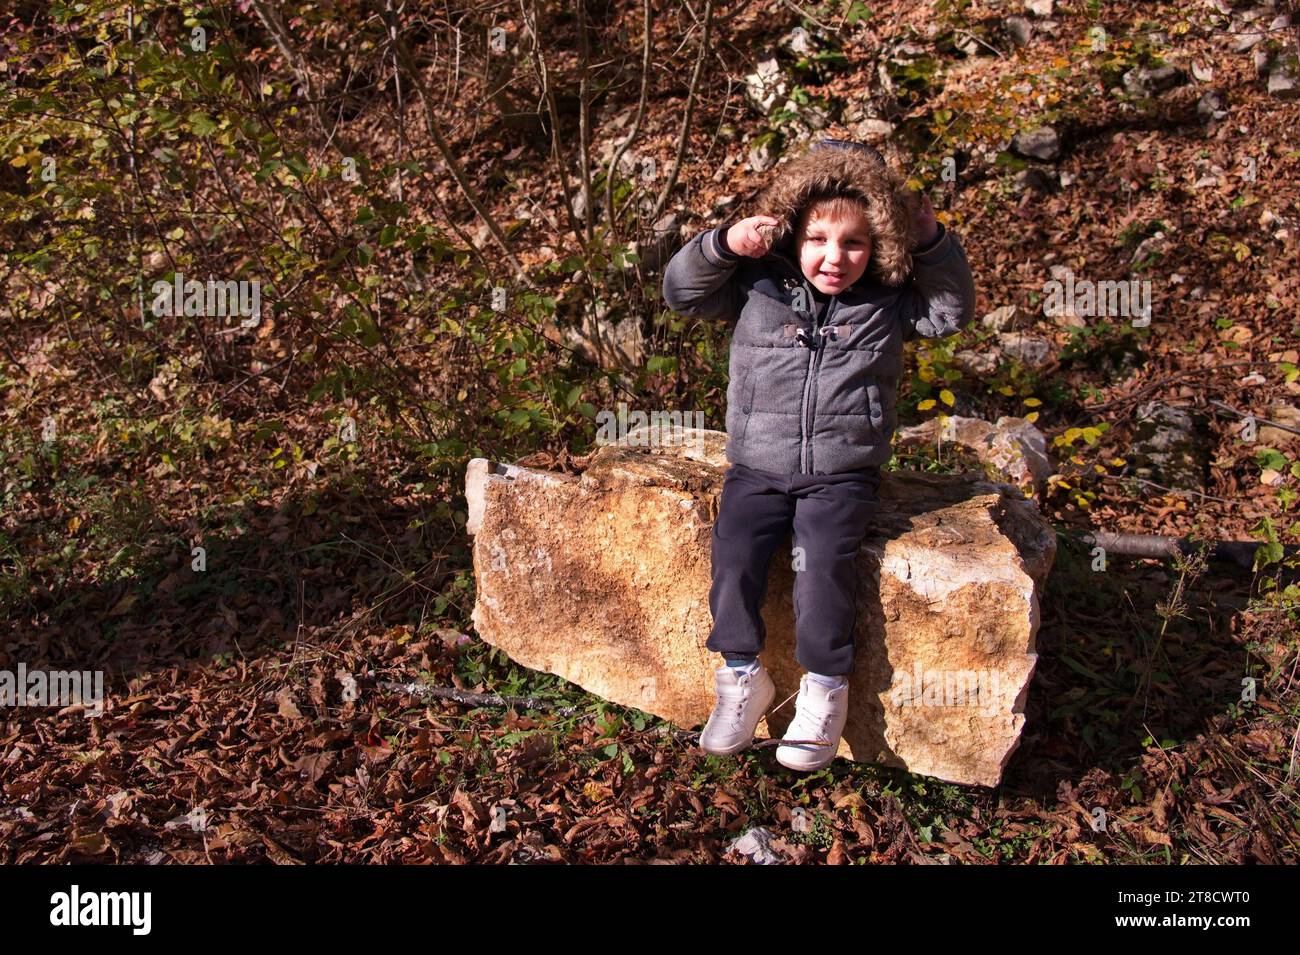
[807,671,847,688]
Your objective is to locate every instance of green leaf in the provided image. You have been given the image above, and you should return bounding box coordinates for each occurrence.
[1058,654,1103,682]
[283,156,311,180]
[1254,448,1286,471]
[845,2,873,25]
[188,111,218,136]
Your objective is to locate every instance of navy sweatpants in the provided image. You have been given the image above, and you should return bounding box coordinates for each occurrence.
[706,462,882,677]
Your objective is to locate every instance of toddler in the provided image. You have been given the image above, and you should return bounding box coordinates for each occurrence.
[660,138,977,770]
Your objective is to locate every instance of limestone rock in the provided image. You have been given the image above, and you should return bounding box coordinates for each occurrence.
[953,349,1000,377]
[981,304,1021,332]
[894,415,1054,497]
[1010,125,1061,162]
[748,137,779,173]
[780,26,818,57]
[998,331,1055,369]
[1129,401,1212,492]
[744,55,789,115]
[728,826,789,864]
[851,118,896,141]
[466,429,1055,788]
[1003,16,1034,47]
[1268,54,1300,99]
[1197,90,1229,123]
[1257,404,1300,447]
[1122,64,1188,97]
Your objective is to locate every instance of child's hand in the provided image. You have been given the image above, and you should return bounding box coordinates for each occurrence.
[726,215,781,258]
[912,192,939,248]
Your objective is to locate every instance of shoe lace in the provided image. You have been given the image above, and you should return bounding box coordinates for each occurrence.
[774,681,838,743]
[716,684,751,723]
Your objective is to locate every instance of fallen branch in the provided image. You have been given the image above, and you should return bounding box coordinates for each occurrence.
[1071,530,1300,570]
[1208,400,1300,438]
[381,680,584,716]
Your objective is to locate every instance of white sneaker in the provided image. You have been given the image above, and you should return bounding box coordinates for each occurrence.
[775,674,849,771]
[699,662,776,756]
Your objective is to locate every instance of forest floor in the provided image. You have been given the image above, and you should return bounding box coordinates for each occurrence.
[2,0,1299,862]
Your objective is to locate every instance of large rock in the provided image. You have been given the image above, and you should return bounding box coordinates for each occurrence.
[1010,125,1061,162]
[1129,401,1213,492]
[894,415,1053,498]
[1122,64,1188,97]
[465,429,1055,787]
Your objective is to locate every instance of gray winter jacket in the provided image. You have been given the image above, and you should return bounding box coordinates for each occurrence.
[661,214,978,475]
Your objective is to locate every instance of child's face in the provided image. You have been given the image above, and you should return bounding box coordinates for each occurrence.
[796,204,873,295]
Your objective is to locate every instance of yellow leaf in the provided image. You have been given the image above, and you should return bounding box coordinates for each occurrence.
[1025,411,1039,423]
[917,398,937,411]
[939,389,955,407]
[584,780,614,803]
[1023,397,1042,407]
[998,385,1014,396]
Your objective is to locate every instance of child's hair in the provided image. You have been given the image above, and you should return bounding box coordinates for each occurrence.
[795,196,874,237]
[749,138,921,286]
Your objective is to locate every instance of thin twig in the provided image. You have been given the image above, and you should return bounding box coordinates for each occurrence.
[382,679,586,716]
[1208,399,1300,438]
[649,0,715,225]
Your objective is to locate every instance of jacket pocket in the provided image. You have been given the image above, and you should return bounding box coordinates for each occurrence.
[737,367,758,443]
[865,379,884,433]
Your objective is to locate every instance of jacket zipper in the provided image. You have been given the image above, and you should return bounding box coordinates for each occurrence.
[766,248,844,475]
[799,321,817,474]
[805,295,837,474]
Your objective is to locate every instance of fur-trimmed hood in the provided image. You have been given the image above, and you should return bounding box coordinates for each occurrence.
[746,141,922,288]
